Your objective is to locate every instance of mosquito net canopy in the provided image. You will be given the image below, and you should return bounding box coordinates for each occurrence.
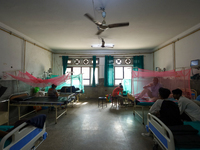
[132,69,191,98]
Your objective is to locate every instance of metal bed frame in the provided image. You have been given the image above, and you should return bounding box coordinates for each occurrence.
[9,92,76,124]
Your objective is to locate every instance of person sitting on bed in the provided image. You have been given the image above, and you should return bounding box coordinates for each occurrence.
[172,88,200,121]
[150,87,183,126]
[149,87,171,115]
[136,77,162,101]
[48,84,59,98]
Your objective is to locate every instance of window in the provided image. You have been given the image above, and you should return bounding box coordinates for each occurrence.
[114,66,132,85]
[82,67,90,85]
[91,67,99,85]
[66,66,99,86]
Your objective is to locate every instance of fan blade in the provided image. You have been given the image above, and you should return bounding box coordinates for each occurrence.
[84,13,95,23]
[84,13,102,26]
[108,22,129,28]
[96,30,104,35]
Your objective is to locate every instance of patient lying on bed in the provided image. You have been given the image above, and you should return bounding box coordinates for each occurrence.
[136,77,162,102]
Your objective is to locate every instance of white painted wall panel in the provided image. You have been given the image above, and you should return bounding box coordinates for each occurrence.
[154,44,173,71]
[144,54,153,70]
[26,43,52,78]
[0,30,23,78]
[0,22,52,79]
[53,54,63,76]
[176,31,200,69]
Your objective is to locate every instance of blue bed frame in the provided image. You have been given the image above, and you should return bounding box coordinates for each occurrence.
[147,113,200,150]
[133,98,177,125]
[0,122,47,150]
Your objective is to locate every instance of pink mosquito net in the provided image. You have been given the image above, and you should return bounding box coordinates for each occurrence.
[7,71,70,88]
[132,69,191,98]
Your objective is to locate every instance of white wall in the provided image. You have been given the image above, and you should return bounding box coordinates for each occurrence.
[0,22,52,79]
[0,29,23,77]
[144,54,153,70]
[53,54,63,76]
[176,31,200,69]
[154,44,173,71]
[25,43,52,78]
[154,23,200,73]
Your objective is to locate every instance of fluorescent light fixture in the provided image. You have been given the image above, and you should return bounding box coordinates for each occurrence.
[91,44,114,48]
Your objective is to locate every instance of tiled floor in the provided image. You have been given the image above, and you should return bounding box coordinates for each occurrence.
[36,99,154,150]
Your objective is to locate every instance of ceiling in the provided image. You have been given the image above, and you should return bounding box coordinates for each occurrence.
[0,0,200,52]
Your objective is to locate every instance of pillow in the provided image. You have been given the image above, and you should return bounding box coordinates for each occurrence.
[13,96,32,101]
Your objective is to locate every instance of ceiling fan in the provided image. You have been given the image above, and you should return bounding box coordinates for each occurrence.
[91,38,114,48]
[84,9,129,35]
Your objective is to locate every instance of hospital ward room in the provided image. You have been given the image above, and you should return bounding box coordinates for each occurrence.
[1,1,200,150]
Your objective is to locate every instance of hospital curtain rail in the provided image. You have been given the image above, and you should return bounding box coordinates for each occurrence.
[62,56,68,75]
[92,56,96,87]
[104,55,114,87]
[133,56,144,71]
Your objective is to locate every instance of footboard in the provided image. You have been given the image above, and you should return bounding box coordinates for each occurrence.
[147,113,175,150]
[0,122,47,150]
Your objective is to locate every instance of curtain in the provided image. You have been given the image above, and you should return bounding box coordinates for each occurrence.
[122,79,131,94]
[104,55,114,87]
[92,56,96,87]
[133,56,144,71]
[72,74,84,93]
[62,56,68,75]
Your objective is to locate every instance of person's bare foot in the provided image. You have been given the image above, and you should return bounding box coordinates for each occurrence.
[149,97,157,102]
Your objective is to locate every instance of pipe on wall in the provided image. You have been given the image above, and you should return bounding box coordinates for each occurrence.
[153,52,154,71]
[172,42,175,70]
[153,27,200,53]
[0,26,52,53]
[23,40,26,73]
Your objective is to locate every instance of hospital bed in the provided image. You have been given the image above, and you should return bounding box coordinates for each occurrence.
[147,113,200,150]
[9,92,76,124]
[132,96,177,125]
[0,115,47,150]
[133,97,154,125]
[58,86,83,102]
[127,93,154,124]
